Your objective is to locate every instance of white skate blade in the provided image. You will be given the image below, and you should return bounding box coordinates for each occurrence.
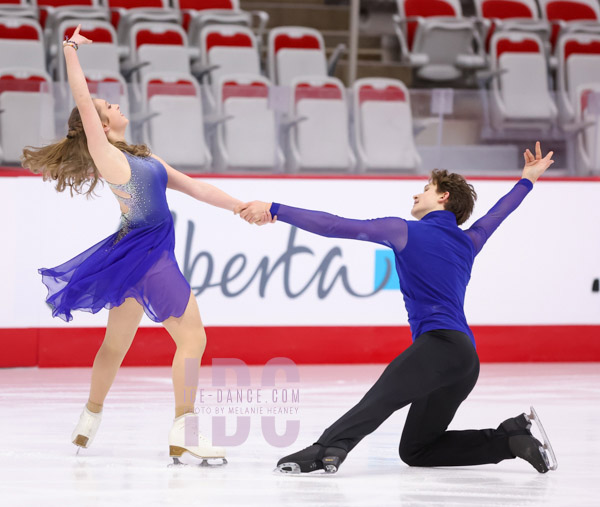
[275,462,302,475]
[169,448,227,468]
[274,462,338,476]
[527,406,558,471]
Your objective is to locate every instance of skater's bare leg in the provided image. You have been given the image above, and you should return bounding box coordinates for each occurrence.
[162,291,225,463]
[88,297,144,409]
[162,291,206,417]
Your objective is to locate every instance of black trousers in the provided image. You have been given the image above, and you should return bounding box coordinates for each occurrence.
[316,329,515,467]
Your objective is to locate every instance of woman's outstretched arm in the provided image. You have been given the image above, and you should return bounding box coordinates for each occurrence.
[63,25,128,183]
[155,154,243,212]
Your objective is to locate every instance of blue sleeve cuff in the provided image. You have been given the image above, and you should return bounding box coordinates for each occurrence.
[517,178,534,191]
[270,202,280,216]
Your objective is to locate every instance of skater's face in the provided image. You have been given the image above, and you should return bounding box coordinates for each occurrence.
[93,98,128,139]
[411,182,449,220]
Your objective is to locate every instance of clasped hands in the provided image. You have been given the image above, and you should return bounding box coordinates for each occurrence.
[234,201,276,226]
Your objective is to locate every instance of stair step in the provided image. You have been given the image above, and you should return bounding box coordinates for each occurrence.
[334,60,412,86]
[242,2,350,31]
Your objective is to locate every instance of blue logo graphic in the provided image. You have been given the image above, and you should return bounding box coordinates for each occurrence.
[374,250,400,290]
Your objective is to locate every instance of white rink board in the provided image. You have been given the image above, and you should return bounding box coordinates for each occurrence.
[0,176,598,328]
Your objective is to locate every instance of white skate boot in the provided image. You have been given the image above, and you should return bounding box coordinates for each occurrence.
[168,413,227,467]
[71,406,102,450]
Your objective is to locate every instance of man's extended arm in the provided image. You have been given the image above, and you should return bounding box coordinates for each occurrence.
[466,142,554,255]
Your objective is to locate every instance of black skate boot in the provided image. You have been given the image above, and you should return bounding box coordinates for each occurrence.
[275,444,347,475]
[500,411,553,473]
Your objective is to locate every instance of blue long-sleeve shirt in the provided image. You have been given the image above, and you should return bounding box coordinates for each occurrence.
[270,178,534,346]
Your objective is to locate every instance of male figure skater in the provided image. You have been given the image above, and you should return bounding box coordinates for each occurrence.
[237,142,557,475]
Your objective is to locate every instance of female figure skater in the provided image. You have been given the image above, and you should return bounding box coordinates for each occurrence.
[22,26,237,464]
[236,143,557,474]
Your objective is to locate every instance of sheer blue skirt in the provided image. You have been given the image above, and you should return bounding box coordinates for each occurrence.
[39,217,191,323]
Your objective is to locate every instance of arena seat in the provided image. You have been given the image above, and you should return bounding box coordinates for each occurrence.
[125,21,192,109]
[488,31,557,129]
[0,17,45,71]
[55,19,119,84]
[0,68,55,163]
[394,0,486,82]
[104,0,179,46]
[539,0,600,50]
[213,74,282,171]
[575,84,600,173]
[141,72,211,168]
[474,0,550,54]
[557,32,600,122]
[352,77,421,172]
[0,0,37,19]
[198,23,260,105]
[174,0,268,49]
[268,27,327,87]
[36,0,107,34]
[287,76,354,172]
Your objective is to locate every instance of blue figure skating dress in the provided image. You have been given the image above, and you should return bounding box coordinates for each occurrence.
[39,152,191,322]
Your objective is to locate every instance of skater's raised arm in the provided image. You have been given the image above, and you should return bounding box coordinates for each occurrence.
[466,142,554,255]
[237,200,408,251]
[155,154,243,212]
[63,25,129,184]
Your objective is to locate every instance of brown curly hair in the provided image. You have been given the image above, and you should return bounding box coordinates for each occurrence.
[430,169,477,225]
[21,103,150,197]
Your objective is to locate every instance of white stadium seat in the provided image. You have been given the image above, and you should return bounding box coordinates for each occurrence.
[394,0,485,82]
[0,68,55,163]
[214,74,282,171]
[0,17,45,71]
[268,27,327,87]
[489,31,557,129]
[199,23,260,106]
[352,78,421,172]
[474,0,550,55]
[575,84,600,173]
[141,73,211,168]
[539,0,600,50]
[556,32,600,122]
[287,76,354,172]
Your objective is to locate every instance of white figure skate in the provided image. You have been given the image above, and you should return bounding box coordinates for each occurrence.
[168,413,227,467]
[72,406,102,450]
[526,406,558,471]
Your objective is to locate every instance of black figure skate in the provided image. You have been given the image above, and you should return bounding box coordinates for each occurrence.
[501,406,557,473]
[275,444,347,475]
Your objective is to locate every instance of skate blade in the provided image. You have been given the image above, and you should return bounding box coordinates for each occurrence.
[274,462,338,476]
[169,455,227,468]
[274,462,302,475]
[527,406,558,471]
[199,458,227,467]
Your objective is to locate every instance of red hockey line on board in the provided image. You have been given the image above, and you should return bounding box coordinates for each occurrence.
[0,325,598,367]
